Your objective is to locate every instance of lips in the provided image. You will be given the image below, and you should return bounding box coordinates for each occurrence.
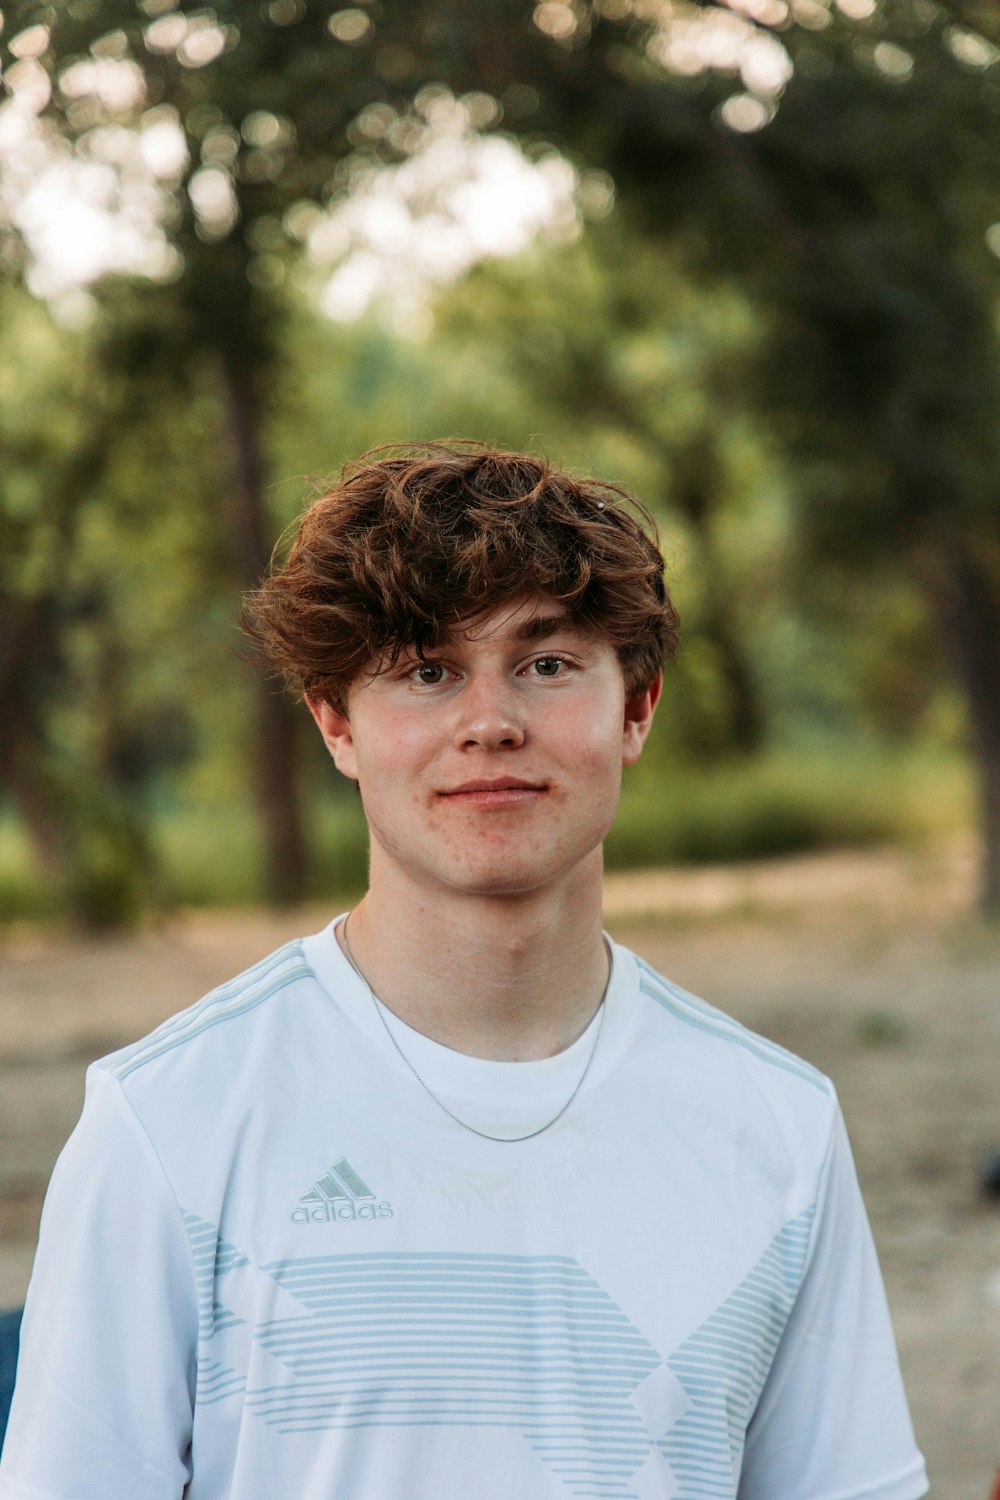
[437,778,548,807]
[441,778,546,795]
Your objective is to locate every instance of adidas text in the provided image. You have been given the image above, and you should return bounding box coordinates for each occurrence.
[291,1200,394,1225]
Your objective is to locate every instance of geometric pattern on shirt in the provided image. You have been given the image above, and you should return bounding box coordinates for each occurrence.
[248,1252,664,1500]
[182,1228,817,1500]
[183,1210,253,1408]
[183,1209,251,1344]
[656,1206,816,1500]
[196,1357,248,1407]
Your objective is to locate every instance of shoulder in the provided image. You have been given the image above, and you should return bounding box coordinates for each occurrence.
[623,948,839,1181]
[631,951,833,1101]
[95,937,314,1087]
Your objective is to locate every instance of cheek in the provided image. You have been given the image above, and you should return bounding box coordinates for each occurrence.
[557,703,626,771]
[354,715,434,792]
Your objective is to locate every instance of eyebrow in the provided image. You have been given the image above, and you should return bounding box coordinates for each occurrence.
[408,613,584,659]
[510,614,581,644]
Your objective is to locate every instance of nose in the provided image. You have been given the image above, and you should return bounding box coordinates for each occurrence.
[453,671,526,751]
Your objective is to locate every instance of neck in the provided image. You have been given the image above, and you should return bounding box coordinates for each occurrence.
[338,856,609,1062]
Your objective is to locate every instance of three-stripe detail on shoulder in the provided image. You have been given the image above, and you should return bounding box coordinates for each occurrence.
[635,957,830,1095]
[105,940,311,1081]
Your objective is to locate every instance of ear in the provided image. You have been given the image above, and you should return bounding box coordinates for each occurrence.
[306,695,358,782]
[622,672,662,767]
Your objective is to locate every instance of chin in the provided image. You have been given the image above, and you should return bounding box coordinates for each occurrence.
[446,869,552,898]
[442,847,602,899]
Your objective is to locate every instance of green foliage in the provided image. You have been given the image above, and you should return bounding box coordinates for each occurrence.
[61,796,156,930]
[0,819,56,926]
[609,748,970,870]
[143,796,369,911]
[0,249,979,927]
[4,0,1000,916]
[0,282,253,927]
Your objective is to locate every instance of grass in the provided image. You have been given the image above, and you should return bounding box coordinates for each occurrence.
[0,747,973,928]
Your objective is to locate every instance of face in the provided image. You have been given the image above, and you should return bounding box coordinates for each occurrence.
[308,597,661,904]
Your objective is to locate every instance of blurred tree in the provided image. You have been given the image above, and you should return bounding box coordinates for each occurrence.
[0,288,104,879]
[2,0,594,901]
[6,0,1000,910]
[3,0,380,902]
[0,285,166,924]
[706,5,1000,913]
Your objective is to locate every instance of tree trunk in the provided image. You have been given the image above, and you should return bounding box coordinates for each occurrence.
[912,530,1000,917]
[221,357,308,906]
[673,456,764,757]
[0,424,112,894]
[0,591,64,868]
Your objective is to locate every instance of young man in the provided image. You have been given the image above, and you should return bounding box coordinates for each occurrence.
[0,444,927,1500]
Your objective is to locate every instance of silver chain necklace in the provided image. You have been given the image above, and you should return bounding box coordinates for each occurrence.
[339,916,611,1143]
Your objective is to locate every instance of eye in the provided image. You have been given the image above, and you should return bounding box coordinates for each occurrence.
[532,655,566,677]
[412,662,447,685]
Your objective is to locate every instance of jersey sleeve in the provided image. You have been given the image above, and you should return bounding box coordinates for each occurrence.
[739,1102,928,1500]
[0,1065,197,1500]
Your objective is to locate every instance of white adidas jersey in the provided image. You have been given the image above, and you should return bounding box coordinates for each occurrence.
[0,927,928,1500]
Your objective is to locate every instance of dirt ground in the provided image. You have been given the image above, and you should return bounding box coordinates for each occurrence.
[2,837,998,1495]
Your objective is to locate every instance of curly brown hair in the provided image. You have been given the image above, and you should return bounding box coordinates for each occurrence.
[242,441,679,712]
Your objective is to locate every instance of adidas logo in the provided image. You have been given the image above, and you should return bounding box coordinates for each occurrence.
[290,1156,394,1225]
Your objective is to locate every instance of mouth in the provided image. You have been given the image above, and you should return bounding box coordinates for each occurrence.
[438,778,549,806]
